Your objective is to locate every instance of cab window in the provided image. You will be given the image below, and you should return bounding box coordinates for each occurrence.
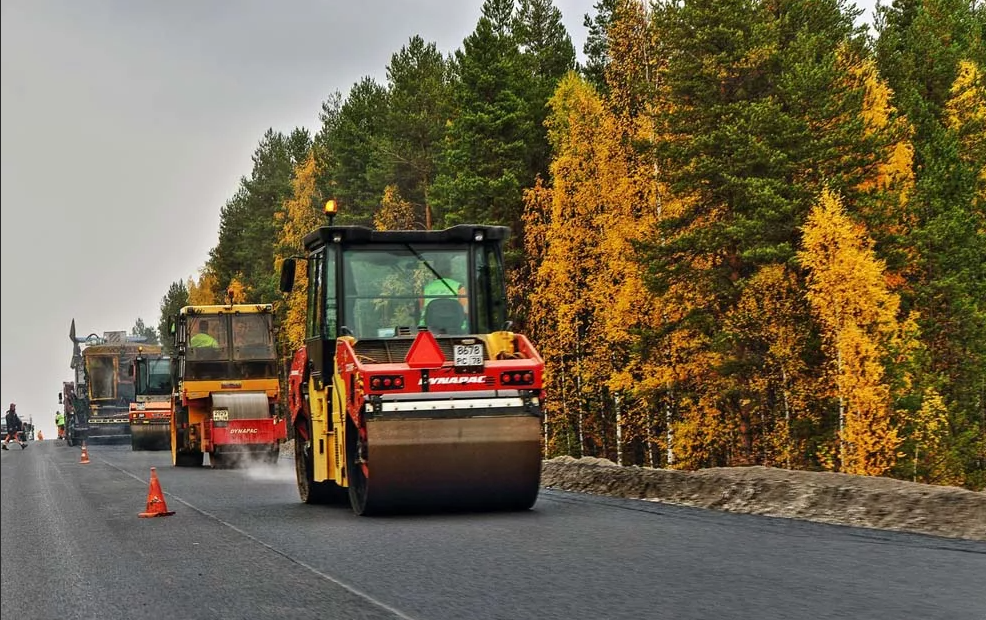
[186,316,230,361]
[232,314,275,360]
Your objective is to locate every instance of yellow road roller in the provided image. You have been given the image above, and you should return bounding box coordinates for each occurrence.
[280,202,545,515]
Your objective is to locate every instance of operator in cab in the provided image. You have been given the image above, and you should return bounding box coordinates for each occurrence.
[190,319,219,348]
[419,255,468,334]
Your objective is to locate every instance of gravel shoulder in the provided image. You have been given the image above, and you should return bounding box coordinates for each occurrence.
[542,456,986,541]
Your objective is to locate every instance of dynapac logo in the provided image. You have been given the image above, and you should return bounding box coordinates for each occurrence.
[230,428,259,434]
[418,376,487,385]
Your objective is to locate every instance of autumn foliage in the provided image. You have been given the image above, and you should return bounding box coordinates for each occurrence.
[275,151,323,353]
[159,0,985,489]
[799,189,907,476]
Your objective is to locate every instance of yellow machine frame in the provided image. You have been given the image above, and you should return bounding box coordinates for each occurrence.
[171,304,282,466]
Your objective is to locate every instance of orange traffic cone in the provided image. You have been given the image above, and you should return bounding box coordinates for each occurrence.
[38,431,44,441]
[79,443,90,464]
[138,467,175,518]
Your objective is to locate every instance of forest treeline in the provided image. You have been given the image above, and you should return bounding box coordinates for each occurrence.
[152,0,985,489]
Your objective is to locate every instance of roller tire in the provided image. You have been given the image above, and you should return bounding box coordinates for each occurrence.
[174,450,203,467]
[346,416,374,516]
[210,452,229,469]
[295,414,345,505]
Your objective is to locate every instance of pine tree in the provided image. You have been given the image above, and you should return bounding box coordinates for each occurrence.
[635,0,895,469]
[312,91,342,201]
[208,128,309,302]
[432,0,536,237]
[514,0,577,178]
[875,0,984,149]
[130,318,159,346]
[906,60,986,489]
[876,2,986,487]
[581,0,618,91]
[158,280,189,355]
[378,36,452,228]
[321,77,389,222]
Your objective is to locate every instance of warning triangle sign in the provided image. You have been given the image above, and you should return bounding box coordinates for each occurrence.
[405,329,446,368]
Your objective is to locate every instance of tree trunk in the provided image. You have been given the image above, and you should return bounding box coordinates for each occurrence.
[837,348,845,471]
[781,367,792,470]
[646,408,655,468]
[615,393,623,466]
[665,397,674,466]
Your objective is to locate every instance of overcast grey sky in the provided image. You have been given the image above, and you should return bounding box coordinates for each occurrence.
[0,0,600,438]
[1,0,875,440]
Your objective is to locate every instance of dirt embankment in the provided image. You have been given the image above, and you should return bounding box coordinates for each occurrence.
[279,442,984,540]
[541,456,986,541]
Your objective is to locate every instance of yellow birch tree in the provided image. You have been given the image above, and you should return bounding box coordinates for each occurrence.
[945,59,986,206]
[907,387,963,485]
[187,270,218,306]
[799,188,904,476]
[274,151,322,353]
[525,67,701,466]
[524,73,606,458]
[374,185,418,231]
[848,55,917,272]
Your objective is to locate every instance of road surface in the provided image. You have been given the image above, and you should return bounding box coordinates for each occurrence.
[2,440,983,620]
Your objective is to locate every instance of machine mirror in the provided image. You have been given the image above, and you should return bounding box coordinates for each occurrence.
[58,393,63,404]
[279,258,296,293]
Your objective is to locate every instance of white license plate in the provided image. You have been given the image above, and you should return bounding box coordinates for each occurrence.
[213,409,230,421]
[453,344,484,367]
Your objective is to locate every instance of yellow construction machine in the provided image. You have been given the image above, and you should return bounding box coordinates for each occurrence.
[169,303,286,468]
[279,201,545,515]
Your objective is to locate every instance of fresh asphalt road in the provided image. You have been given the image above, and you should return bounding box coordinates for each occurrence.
[2,440,984,620]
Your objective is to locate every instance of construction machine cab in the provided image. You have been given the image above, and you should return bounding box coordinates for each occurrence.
[173,307,278,380]
[280,224,511,380]
[132,350,172,397]
[129,348,174,451]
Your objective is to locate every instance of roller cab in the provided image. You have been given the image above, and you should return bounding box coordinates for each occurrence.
[282,214,545,515]
[170,304,287,468]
